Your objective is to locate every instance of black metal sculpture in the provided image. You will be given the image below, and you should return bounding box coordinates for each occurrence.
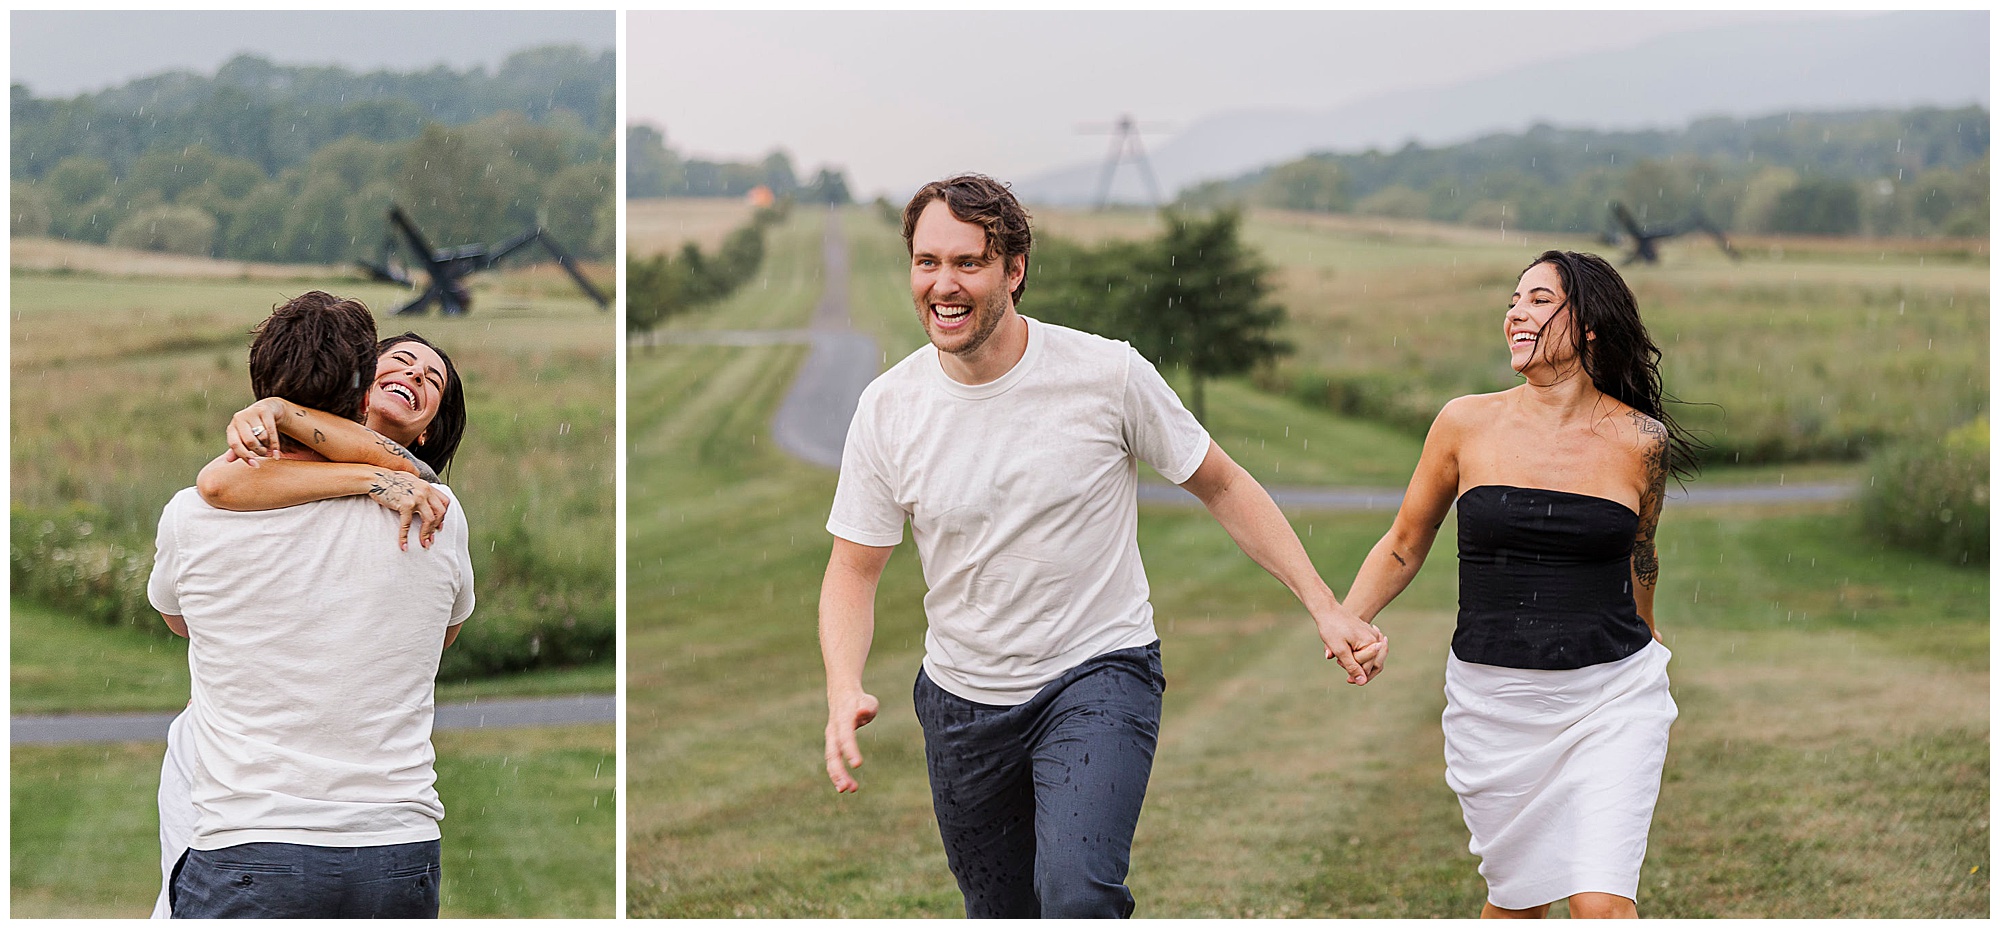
[1602,202,1740,265]
[358,205,610,316]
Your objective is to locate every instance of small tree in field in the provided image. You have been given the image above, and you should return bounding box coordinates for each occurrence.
[1130,207,1291,423]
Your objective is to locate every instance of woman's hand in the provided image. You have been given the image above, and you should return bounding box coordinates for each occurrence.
[363,469,453,550]
[225,398,290,466]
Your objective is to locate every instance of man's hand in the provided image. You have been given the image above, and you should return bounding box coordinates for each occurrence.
[225,398,289,466]
[1314,605,1388,685]
[364,470,452,550]
[824,691,881,793]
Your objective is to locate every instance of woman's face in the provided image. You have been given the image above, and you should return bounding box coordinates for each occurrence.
[1505,262,1586,375]
[364,340,449,447]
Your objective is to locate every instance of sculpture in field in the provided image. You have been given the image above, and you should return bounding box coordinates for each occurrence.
[359,205,610,316]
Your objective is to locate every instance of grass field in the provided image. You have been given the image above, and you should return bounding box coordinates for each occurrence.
[627,197,759,260]
[9,723,615,918]
[624,204,1986,917]
[1034,207,1989,465]
[10,263,615,679]
[9,257,617,915]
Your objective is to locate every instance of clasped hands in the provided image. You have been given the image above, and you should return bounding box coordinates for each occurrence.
[1316,606,1387,686]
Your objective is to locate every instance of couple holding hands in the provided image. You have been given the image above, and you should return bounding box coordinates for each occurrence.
[820,174,1690,919]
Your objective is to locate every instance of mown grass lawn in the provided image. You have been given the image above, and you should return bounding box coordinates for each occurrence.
[9,724,616,918]
[624,206,1986,917]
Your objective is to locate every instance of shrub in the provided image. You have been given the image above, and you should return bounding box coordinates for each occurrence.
[10,504,157,632]
[108,204,218,255]
[1860,416,1988,566]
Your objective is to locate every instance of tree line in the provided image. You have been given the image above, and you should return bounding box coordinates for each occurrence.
[627,125,852,204]
[1181,106,1989,238]
[627,201,790,336]
[9,47,614,262]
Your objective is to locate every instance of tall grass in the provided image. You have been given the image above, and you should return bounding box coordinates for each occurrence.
[1036,208,1989,467]
[8,271,614,681]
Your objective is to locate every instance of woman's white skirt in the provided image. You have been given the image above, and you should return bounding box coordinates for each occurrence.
[1442,639,1676,910]
[152,709,196,920]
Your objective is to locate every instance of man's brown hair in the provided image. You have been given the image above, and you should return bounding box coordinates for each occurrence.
[901,174,1034,303]
[248,291,378,446]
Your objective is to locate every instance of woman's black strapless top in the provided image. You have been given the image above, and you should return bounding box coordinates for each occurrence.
[1454,484,1653,670]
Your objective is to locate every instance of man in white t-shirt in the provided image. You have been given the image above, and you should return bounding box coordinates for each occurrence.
[819,174,1386,918]
[147,292,474,918]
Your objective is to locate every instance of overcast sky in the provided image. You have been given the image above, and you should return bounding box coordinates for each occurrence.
[627,11,1880,198]
[10,11,613,97]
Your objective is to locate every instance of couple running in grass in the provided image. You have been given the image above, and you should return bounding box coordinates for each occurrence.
[820,175,1688,918]
[148,292,473,918]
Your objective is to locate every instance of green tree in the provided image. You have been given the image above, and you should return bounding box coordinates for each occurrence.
[224,184,291,261]
[543,162,612,255]
[395,122,521,247]
[799,168,852,205]
[1034,209,1291,423]
[1259,158,1348,212]
[108,204,217,255]
[11,184,52,237]
[43,155,114,207]
[278,177,361,263]
[1138,208,1291,422]
[626,124,679,198]
[1768,177,1862,234]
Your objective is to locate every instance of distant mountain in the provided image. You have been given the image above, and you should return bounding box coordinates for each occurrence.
[1018,11,1988,205]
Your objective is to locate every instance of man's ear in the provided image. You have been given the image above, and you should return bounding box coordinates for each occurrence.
[1007,254,1026,292]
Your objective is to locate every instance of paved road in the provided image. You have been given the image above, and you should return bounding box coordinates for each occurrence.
[770,210,882,469]
[13,694,616,745]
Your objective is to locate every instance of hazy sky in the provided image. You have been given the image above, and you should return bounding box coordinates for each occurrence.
[627,11,1866,198]
[10,11,613,97]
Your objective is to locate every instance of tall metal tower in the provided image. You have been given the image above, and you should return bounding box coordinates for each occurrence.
[1079,114,1166,210]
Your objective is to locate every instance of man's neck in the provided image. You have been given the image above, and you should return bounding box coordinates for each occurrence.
[938,311,1030,386]
[278,446,332,463]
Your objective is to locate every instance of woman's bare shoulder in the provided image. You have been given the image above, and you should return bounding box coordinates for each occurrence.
[1600,399,1668,455]
[1435,389,1512,429]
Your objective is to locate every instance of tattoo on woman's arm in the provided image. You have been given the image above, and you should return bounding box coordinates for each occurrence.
[1390,551,1408,566]
[373,434,437,482]
[367,470,417,503]
[311,428,326,446]
[1628,412,1668,591]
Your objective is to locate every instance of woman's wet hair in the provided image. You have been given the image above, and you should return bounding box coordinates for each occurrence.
[377,331,466,477]
[1525,250,1703,482]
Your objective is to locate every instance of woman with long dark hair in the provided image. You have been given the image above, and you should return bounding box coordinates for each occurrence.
[1342,250,1696,917]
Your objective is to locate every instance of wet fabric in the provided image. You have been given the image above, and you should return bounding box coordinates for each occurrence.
[1443,640,1677,909]
[828,316,1209,705]
[148,487,472,850]
[913,642,1165,918]
[169,839,441,918]
[1454,484,1654,670]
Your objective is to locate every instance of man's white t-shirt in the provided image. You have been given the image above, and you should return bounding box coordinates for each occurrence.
[148,486,474,850]
[827,316,1210,705]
